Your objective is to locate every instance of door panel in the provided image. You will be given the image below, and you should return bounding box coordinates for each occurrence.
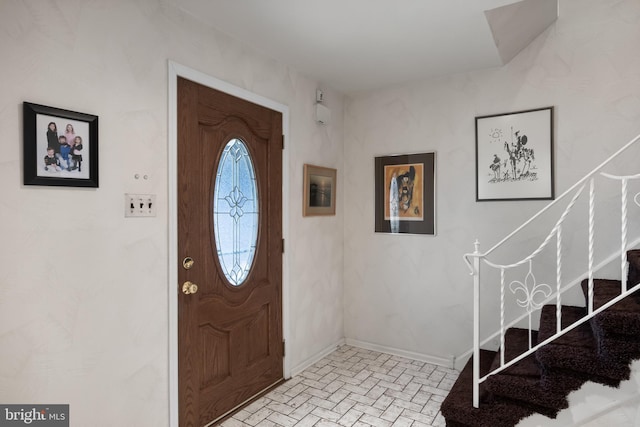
[177,77,283,426]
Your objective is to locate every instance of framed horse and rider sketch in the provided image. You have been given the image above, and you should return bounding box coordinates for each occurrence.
[374,152,436,235]
[475,107,554,201]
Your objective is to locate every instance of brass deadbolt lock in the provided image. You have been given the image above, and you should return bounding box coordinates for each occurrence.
[182,257,194,270]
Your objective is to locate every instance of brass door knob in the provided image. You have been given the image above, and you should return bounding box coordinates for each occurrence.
[182,281,198,295]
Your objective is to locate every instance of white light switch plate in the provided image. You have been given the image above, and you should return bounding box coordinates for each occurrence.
[125,194,156,217]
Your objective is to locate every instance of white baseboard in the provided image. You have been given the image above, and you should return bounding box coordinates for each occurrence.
[452,353,471,371]
[290,338,346,377]
[290,338,456,379]
[345,338,455,369]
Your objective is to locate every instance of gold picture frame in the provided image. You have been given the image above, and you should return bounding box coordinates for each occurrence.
[303,164,337,216]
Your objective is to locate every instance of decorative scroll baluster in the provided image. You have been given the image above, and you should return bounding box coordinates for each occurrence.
[621,178,628,292]
[500,268,505,366]
[529,313,532,349]
[556,226,562,334]
[464,134,640,411]
[509,260,552,349]
[588,178,595,314]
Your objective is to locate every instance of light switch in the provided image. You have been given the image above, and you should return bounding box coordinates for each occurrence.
[125,194,156,217]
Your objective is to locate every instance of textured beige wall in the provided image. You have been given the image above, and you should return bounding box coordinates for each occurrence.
[344,0,640,361]
[343,0,640,422]
[0,1,345,426]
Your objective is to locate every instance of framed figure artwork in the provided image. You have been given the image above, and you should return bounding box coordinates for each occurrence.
[374,152,436,235]
[23,102,99,188]
[475,107,554,201]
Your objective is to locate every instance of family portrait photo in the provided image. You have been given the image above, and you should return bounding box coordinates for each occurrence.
[24,102,99,187]
[37,115,90,179]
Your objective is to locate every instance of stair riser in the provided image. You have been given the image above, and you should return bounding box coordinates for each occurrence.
[596,338,640,362]
[536,348,630,382]
[590,314,640,337]
[485,378,570,412]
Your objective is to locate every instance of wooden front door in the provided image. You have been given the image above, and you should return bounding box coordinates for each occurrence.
[177,77,283,426]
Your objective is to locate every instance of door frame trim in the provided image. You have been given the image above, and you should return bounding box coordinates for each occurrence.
[167,61,291,427]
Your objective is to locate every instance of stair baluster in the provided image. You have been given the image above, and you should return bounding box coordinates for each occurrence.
[446,133,640,426]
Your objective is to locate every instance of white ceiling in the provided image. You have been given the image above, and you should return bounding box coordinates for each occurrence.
[173,0,557,94]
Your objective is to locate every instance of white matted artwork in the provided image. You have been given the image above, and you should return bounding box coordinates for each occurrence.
[475,107,554,201]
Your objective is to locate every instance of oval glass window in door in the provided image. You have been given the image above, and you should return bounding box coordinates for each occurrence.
[213,138,259,286]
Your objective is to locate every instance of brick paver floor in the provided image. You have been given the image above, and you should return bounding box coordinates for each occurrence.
[220,345,457,427]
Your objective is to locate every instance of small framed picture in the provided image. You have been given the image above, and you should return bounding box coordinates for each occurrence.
[475,107,554,201]
[375,152,436,235]
[303,164,337,216]
[23,102,99,188]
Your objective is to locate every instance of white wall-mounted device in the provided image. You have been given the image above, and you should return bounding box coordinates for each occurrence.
[316,103,331,125]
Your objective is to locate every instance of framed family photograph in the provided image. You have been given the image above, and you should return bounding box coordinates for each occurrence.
[303,164,337,216]
[475,106,554,201]
[23,102,99,188]
[375,152,436,235]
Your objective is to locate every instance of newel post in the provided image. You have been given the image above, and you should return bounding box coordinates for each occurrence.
[472,239,481,408]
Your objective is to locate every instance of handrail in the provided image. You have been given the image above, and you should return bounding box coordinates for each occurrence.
[483,133,640,257]
[455,235,640,364]
[483,185,584,270]
[464,132,640,409]
[462,130,640,275]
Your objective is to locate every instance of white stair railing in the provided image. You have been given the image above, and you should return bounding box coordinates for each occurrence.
[463,133,640,408]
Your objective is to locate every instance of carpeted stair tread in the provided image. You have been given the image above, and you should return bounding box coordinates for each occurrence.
[537,305,593,348]
[580,279,640,336]
[441,349,535,427]
[442,249,640,427]
[488,328,540,377]
[485,328,572,414]
[627,250,640,288]
[581,278,640,312]
[536,305,630,383]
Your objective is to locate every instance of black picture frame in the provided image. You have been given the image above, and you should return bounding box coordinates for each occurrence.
[475,106,554,201]
[23,102,99,188]
[375,152,436,235]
